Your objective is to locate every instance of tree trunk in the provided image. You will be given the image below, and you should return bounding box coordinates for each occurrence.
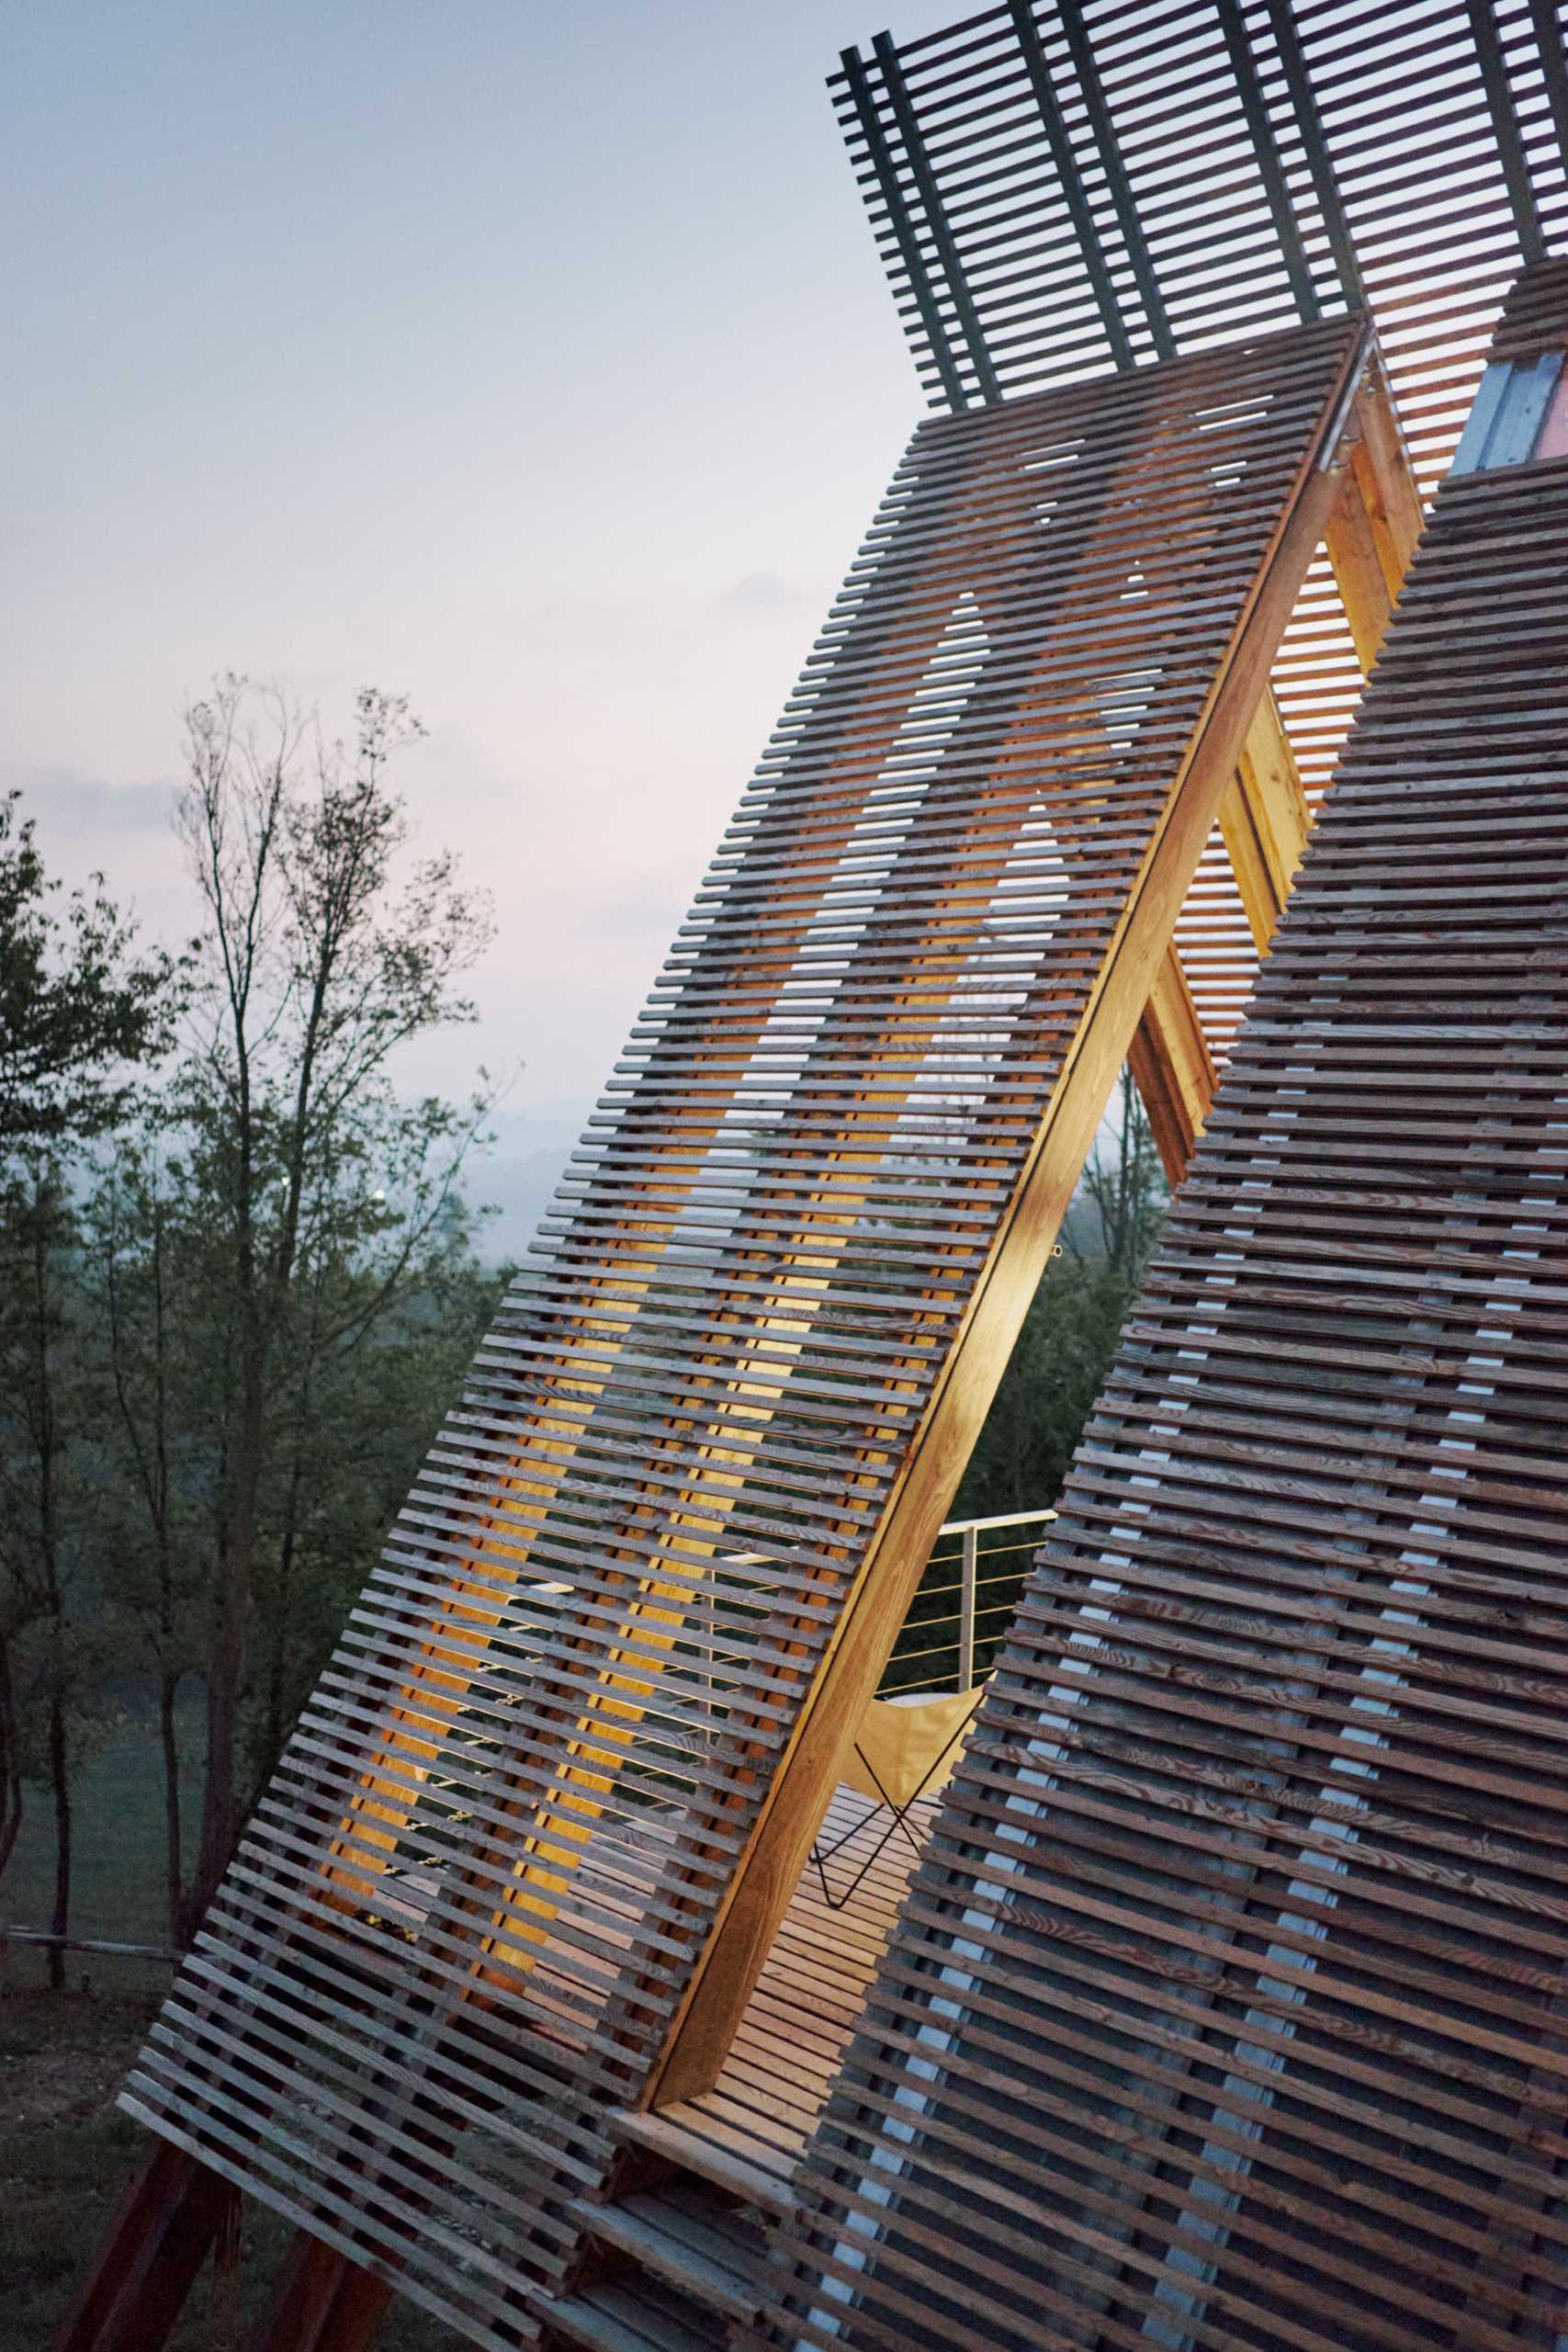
[263,1523,295,1798]
[159,1665,186,1946]
[194,1357,265,1917]
[0,1624,22,1879]
[258,1383,312,1803]
[46,1685,70,1990]
[31,1176,72,1989]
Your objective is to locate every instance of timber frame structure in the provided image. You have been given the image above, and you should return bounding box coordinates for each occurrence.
[59,6,1568,2352]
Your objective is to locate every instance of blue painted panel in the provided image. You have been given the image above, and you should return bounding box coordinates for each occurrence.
[1450,362,1510,474]
[1489,352,1564,466]
[1450,353,1565,474]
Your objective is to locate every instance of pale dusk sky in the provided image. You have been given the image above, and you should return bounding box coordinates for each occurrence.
[5,2,971,1150]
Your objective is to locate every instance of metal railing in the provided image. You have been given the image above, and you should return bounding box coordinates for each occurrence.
[878,1505,1057,1699]
[367,1509,1060,1906]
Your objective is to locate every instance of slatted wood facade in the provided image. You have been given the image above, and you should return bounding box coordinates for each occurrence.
[77,8,1568,2349]
[834,0,1568,1088]
[759,441,1568,2352]
[835,0,1568,454]
[118,317,1367,2350]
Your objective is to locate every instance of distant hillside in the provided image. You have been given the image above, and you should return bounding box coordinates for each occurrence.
[471,1101,1129,1271]
[471,1100,593,1264]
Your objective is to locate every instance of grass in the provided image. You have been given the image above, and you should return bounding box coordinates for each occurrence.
[0,1989,182,2346]
[3,1698,202,1972]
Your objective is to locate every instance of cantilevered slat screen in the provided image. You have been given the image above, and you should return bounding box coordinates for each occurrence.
[834,0,1568,1097]
[836,0,1568,481]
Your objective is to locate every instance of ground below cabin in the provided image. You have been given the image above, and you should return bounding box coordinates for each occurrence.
[0,1986,457,2351]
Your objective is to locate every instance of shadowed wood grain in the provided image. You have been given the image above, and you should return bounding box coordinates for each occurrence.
[759,446,1568,2352]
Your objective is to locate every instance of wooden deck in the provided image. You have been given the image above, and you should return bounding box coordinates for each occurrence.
[640,1784,935,2199]
[372,1777,936,2233]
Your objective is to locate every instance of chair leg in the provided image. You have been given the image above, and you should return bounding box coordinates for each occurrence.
[55,2139,238,2352]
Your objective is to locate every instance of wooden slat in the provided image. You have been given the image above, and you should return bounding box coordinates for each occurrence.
[118,316,1366,2352]
[759,448,1568,2352]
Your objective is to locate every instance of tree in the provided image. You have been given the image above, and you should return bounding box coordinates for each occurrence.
[1076,1063,1168,1286]
[0,789,179,1148]
[0,1162,114,1984]
[80,1136,504,1945]
[950,1070,1168,1544]
[240,1202,504,1807]
[883,1072,1168,1690]
[0,792,179,1938]
[171,677,497,1914]
[82,1144,206,1944]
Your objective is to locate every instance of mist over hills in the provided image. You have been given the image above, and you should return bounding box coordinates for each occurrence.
[470,1100,593,1265]
[469,1099,1116,1270]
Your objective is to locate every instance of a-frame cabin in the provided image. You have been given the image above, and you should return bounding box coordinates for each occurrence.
[59,6,1568,2350]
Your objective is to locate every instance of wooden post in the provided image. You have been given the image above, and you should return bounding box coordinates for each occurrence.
[54,2142,237,2352]
[957,1524,978,1692]
[1217,689,1314,953]
[243,2234,395,2352]
[1325,372,1424,674]
[1125,944,1218,1188]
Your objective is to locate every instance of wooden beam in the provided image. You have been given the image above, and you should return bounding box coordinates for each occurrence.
[243,2234,394,2352]
[466,377,1236,1975]
[637,386,1356,2110]
[54,2142,236,2352]
[1325,371,1425,673]
[1218,686,1313,954]
[1324,457,1392,673]
[1348,371,1424,587]
[1128,945,1218,1188]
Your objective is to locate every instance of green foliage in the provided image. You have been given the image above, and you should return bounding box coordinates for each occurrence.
[0,1161,127,1977]
[0,677,510,1957]
[950,1249,1148,1526]
[0,791,181,1148]
[954,1069,1167,1525]
[0,811,180,1945]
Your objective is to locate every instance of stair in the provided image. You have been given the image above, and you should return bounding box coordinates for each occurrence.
[608,2106,795,2221]
[544,2270,732,2352]
[544,2148,779,2352]
[571,2183,768,2324]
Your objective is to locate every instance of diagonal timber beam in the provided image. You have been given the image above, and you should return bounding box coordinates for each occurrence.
[54,2143,238,2352]
[433,363,1274,1991]
[488,346,1345,1984]
[1127,944,1218,1187]
[242,2234,394,2352]
[1131,364,1422,1187]
[639,336,1371,2109]
[1325,368,1424,671]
